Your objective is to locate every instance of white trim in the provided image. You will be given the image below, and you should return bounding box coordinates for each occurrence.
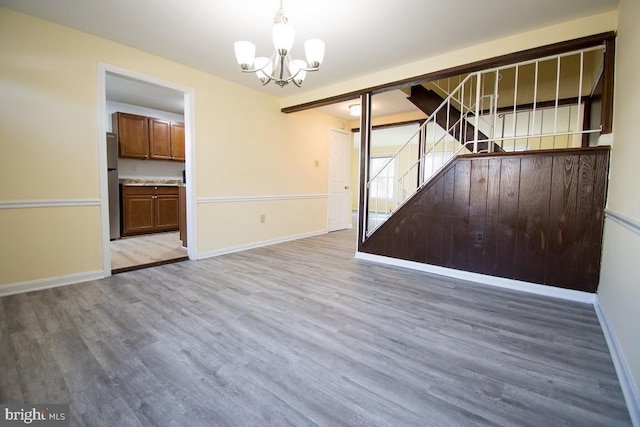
[97,63,111,276]
[183,87,197,261]
[354,251,596,304]
[197,194,328,204]
[198,229,326,260]
[606,209,640,237]
[0,199,102,209]
[0,270,104,297]
[594,297,640,427]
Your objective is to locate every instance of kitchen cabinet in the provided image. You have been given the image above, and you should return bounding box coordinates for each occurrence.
[122,186,179,236]
[149,118,172,160]
[113,112,184,161]
[113,112,149,159]
[170,122,185,161]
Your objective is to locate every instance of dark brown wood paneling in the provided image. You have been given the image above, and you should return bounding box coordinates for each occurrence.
[601,37,615,134]
[571,153,610,292]
[545,155,579,287]
[452,163,472,270]
[514,156,552,284]
[483,158,502,276]
[360,147,610,293]
[441,167,456,268]
[425,173,444,265]
[467,159,489,274]
[584,153,609,291]
[494,157,520,279]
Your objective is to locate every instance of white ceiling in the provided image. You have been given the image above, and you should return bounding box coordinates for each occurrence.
[315,90,419,122]
[1,0,619,117]
[106,73,185,114]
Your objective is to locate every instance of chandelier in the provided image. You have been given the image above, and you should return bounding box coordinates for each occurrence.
[233,0,325,88]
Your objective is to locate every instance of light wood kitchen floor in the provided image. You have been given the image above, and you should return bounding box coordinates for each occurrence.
[1,230,631,426]
[110,231,187,272]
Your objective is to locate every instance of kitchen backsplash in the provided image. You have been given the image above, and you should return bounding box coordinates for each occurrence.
[118,158,184,181]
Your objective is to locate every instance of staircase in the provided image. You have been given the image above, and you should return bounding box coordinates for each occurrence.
[363,45,605,238]
[407,85,502,153]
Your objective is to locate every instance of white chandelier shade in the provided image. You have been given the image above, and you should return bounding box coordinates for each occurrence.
[233,1,325,88]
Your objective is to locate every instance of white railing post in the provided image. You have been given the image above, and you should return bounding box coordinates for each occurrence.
[511,65,519,151]
[474,73,482,153]
[553,56,561,149]
[531,60,539,151]
[577,51,584,135]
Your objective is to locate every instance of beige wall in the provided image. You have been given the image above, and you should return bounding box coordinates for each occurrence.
[598,0,640,413]
[0,7,342,287]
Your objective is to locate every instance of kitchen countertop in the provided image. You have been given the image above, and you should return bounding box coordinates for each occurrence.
[119,178,184,187]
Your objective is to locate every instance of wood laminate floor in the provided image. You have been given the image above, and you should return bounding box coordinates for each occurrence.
[0,230,631,426]
[110,231,187,272]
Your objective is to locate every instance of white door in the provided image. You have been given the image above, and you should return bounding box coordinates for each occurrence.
[328,129,351,232]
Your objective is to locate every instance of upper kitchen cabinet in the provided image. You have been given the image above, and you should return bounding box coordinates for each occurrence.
[113,112,185,162]
[170,122,185,161]
[113,112,149,159]
[149,118,172,160]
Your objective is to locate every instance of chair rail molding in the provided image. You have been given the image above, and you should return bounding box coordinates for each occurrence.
[606,209,640,236]
[197,194,328,204]
[0,198,102,209]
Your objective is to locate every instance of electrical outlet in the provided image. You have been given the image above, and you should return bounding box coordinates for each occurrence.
[475,232,484,244]
[314,160,320,167]
[260,214,266,223]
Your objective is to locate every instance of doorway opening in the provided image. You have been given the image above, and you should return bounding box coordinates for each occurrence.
[98,65,195,275]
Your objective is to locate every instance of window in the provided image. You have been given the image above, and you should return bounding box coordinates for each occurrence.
[369,156,395,199]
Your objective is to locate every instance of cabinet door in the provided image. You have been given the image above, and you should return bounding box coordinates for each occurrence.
[155,188,180,232]
[115,113,149,159]
[170,122,185,161]
[149,119,172,160]
[122,188,155,236]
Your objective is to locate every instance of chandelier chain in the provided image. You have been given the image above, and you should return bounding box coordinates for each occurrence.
[273,0,288,24]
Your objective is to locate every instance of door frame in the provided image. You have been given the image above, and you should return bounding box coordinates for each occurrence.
[327,128,352,232]
[97,63,197,276]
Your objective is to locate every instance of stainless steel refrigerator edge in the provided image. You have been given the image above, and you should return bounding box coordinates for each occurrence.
[107,132,121,240]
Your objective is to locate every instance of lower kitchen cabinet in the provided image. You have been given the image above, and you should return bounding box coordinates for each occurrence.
[122,186,179,236]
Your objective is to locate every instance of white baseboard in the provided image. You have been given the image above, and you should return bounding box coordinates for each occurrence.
[198,229,327,260]
[354,251,596,304]
[0,270,105,297]
[595,297,640,427]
